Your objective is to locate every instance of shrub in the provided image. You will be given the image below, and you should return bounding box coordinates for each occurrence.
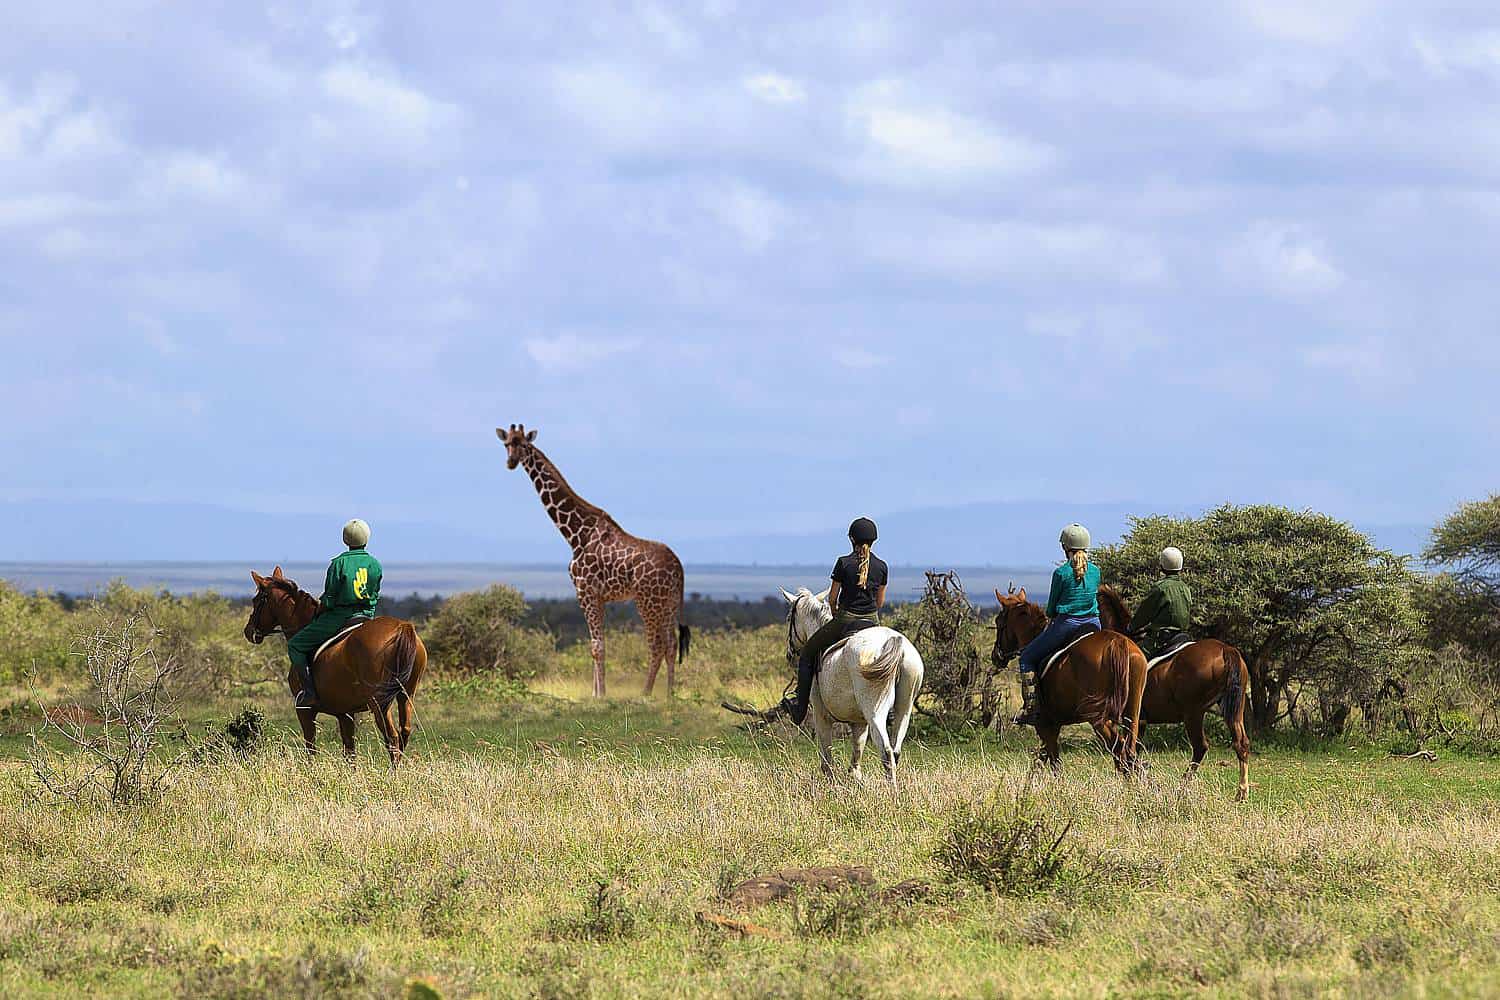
[933,793,1074,896]
[29,607,184,806]
[0,582,72,682]
[423,586,552,677]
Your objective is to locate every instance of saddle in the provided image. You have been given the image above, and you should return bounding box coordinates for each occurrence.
[1039,625,1101,679]
[313,617,371,665]
[1146,633,1197,671]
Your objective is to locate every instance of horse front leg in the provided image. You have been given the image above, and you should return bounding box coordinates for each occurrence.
[1037,724,1063,776]
[1182,712,1208,789]
[810,699,837,779]
[297,708,318,756]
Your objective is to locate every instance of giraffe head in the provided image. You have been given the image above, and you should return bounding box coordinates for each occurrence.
[496,423,538,469]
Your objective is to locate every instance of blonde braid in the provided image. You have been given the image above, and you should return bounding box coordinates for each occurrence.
[1069,548,1088,584]
[856,542,871,588]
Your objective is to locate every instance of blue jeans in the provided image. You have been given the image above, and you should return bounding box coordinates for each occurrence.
[1018,615,1101,675]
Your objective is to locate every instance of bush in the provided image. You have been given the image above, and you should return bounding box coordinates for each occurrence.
[0,582,72,682]
[933,793,1074,896]
[423,586,553,677]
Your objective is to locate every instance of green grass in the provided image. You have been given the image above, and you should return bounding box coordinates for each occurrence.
[2,667,1499,998]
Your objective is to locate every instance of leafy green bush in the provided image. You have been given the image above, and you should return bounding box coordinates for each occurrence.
[423,585,552,677]
[0,581,72,681]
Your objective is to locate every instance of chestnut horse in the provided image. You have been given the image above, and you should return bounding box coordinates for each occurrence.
[993,585,1251,800]
[990,586,1148,776]
[244,567,427,764]
[1096,585,1251,801]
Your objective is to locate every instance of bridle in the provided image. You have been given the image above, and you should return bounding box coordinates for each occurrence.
[785,593,810,666]
[248,588,286,643]
[993,601,1044,657]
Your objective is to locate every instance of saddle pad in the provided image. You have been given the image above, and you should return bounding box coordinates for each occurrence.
[314,621,368,664]
[1041,631,1094,678]
[1147,641,1197,671]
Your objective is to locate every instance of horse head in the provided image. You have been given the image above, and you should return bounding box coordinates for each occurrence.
[991,587,1045,667]
[245,566,304,643]
[780,586,832,654]
[495,423,539,470]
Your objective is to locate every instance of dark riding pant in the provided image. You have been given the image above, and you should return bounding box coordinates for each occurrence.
[789,611,879,724]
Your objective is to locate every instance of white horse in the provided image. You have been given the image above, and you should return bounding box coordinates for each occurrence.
[780,586,924,785]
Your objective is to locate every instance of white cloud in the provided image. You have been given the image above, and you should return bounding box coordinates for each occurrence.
[319,63,456,141]
[1301,338,1390,383]
[849,84,1055,181]
[1226,221,1344,297]
[832,347,888,369]
[157,152,250,201]
[525,334,641,371]
[709,182,782,251]
[867,215,1167,286]
[744,72,805,104]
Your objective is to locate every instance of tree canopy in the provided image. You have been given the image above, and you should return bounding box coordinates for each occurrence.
[1095,504,1424,731]
[1423,494,1500,663]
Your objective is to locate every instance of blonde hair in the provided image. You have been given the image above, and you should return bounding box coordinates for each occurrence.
[855,541,872,588]
[1068,548,1089,584]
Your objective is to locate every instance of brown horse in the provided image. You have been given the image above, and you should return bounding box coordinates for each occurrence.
[1097,585,1251,800]
[990,587,1148,776]
[244,566,427,764]
[993,585,1251,800]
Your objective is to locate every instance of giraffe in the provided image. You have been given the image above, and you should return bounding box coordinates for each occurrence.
[496,424,689,697]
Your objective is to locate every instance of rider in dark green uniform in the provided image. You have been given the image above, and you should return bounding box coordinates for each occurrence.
[286,519,382,709]
[1130,545,1191,660]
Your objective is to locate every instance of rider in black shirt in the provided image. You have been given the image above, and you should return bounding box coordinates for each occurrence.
[780,517,888,724]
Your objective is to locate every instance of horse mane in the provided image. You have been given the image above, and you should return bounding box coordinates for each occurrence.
[1097,585,1132,632]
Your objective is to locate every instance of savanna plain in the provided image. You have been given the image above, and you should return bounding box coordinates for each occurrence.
[2,588,1498,999]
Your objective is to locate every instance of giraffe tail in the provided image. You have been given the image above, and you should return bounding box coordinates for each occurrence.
[678,624,691,663]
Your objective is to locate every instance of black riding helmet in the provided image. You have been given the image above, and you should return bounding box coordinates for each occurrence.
[848,517,878,544]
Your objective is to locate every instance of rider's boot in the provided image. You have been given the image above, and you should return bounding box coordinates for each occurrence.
[294,662,319,711]
[1012,668,1042,727]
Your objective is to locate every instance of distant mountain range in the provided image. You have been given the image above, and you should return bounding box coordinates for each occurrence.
[0,498,1432,568]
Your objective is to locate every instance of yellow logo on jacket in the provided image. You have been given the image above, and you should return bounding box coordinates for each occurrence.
[353,567,369,600]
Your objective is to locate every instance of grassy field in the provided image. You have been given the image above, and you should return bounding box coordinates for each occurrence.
[3,658,1499,1000]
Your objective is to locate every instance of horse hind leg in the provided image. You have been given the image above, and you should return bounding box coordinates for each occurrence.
[368,698,402,767]
[848,725,869,783]
[396,694,413,752]
[1182,711,1208,788]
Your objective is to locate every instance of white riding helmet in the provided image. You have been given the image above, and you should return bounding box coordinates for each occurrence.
[1159,546,1184,572]
[342,518,371,548]
[1059,523,1091,550]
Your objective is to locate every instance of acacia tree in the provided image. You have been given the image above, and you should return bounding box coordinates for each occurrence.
[1095,504,1424,732]
[1423,495,1500,663]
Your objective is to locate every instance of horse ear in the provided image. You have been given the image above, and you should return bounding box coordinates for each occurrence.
[1017,587,1027,602]
[815,588,830,604]
[251,570,267,588]
[779,588,797,604]
[994,588,1004,603]
[526,429,538,442]
[272,565,285,580]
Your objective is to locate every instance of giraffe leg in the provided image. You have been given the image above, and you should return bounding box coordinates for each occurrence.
[641,603,666,696]
[578,590,606,698]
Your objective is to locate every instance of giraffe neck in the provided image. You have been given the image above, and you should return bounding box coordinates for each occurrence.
[519,446,608,553]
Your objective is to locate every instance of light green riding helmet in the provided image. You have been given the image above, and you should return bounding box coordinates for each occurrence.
[342,518,371,548]
[1159,546,1184,572]
[1059,523,1091,551]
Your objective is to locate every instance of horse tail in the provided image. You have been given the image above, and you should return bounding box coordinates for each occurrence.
[1104,633,1147,759]
[1103,634,1132,721]
[678,624,691,664]
[1219,644,1245,724]
[377,622,421,707]
[859,635,906,687]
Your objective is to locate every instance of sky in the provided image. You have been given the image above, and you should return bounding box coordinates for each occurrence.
[3,1,1499,561]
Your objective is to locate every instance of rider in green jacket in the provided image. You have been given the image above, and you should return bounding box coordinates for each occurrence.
[1130,546,1191,660]
[286,519,383,709]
